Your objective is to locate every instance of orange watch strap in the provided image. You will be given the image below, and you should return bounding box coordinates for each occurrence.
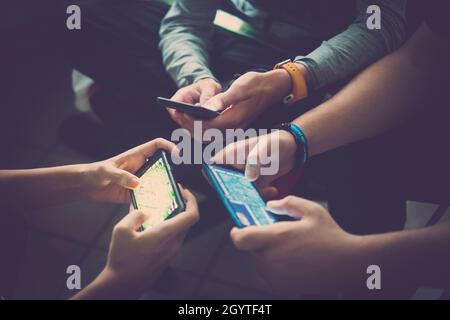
[274,61,308,105]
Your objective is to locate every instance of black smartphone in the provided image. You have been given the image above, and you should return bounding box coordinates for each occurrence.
[130,150,185,231]
[203,163,293,228]
[157,96,220,119]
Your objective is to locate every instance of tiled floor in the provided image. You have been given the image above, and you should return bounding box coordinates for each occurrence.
[2,46,448,300]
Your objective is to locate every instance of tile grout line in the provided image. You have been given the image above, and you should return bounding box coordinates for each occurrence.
[190,221,234,299]
[26,225,93,249]
[426,204,449,227]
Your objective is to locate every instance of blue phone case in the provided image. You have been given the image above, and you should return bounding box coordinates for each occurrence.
[203,163,282,228]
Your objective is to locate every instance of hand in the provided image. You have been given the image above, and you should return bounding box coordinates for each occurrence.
[168,78,222,127]
[75,188,199,299]
[107,187,199,287]
[211,130,298,198]
[174,70,292,139]
[81,138,178,203]
[231,196,365,296]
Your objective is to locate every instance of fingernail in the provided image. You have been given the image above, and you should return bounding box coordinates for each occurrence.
[245,166,258,182]
[265,201,290,215]
[171,148,182,162]
[130,177,140,189]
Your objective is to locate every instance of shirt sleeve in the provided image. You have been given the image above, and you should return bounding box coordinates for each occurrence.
[294,0,407,90]
[159,0,219,88]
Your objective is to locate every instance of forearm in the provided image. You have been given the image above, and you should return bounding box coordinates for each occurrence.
[294,24,443,157]
[71,268,144,300]
[360,221,450,287]
[0,165,89,210]
[295,54,422,156]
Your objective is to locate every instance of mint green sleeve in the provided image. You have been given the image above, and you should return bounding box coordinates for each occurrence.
[295,0,407,90]
[159,0,220,88]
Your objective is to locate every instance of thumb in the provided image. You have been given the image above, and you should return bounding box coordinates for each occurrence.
[202,92,228,112]
[245,145,261,182]
[102,165,140,189]
[230,226,276,251]
[245,135,269,182]
[115,210,147,232]
[266,196,317,220]
[211,136,258,170]
[199,82,221,105]
[203,85,247,112]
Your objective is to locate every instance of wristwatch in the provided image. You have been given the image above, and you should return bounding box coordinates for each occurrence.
[274,122,309,167]
[273,59,308,105]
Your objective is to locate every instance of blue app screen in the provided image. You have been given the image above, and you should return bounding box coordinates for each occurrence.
[209,165,276,226]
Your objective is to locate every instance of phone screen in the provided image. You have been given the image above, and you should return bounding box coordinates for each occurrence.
[205,164,277,226]
[131,152,184,230]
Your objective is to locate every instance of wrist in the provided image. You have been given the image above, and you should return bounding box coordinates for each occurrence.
[344,234,375,290]
[75,163,104,200]
[274,123,309,167]
[279,130,298,168]
[64,164,91,190]
[76,266,144,300]
[76,163,95,187]
[262,69,293,105]
[94,266,121,290]
[97,266,134,290]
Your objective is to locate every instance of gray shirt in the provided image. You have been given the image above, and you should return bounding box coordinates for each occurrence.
[159,0,407,89]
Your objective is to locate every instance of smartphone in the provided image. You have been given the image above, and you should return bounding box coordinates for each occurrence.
[203,163,290,228]
[157,97,220,119]
[130,150,185,231]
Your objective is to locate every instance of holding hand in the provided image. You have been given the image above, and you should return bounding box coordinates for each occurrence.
[171,70,292,138]
[73,187,199,299]
[231,196,365,296]
[168,78,222,128]
[81,138,178,203]
[212,130,299,198]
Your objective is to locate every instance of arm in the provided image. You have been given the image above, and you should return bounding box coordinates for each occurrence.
[231,196,450,295]
[362,220,450,288]
[0,139,176,211]
[159,0,219,88]
[206,22,447,187]
[185,0,408,135]
[295,22,450,157]
[72,189,199,300]
[295,0,407,90]
[0,166,93,211]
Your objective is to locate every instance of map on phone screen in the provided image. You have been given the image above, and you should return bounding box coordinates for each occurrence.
[132,157,179,229]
